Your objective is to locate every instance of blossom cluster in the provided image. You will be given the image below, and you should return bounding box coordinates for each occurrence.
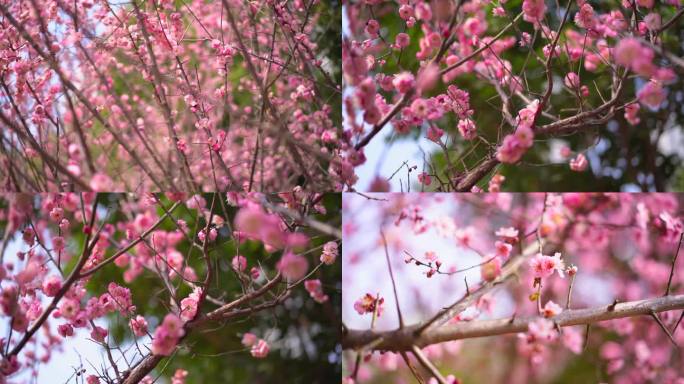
[0,0,341,191]
[343,0,683,191]
[0,192,340,382]
[344,193,684,383]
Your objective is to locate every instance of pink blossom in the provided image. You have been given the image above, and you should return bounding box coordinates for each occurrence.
[496,227,519,243]
[59,218,70,231]
[304,279,329,303]
[59,298,80,319]
[496,134,526,164]
[198,227,217,243]
[529,252,565,279]
[90,325,108,342]
[410,98,428,119]
[457,119,477,140]
[424,251,438,262]
[151,314,185,356]
[493,6,506,17]
[171,369,188,384]
[364,107,381,125]
[569,153,588,172]
[644,13,661,31]
[242,332,258,347]
[354,293,384,316]
[574,3,596,29]
[614,38,655,77]
[395,33,410,49]
[415,2,432,20]
[527,318,557,342]
[494,241,512,258]
[637,81,666,109]
[562,326,583,354]
[22,228,35,246]
[564,72,580,89]
[369,177,391,192]
[516,100,539,129]
[179,288,201,322]
[89,173,113,191]
[488,174,506,192]
[416,64,440,93]
[455,227,475,247]
[418,172,432,186]
[613,39,642,67]
[522,0,546,24]
[49,207,64,222]
[129,315,148,337]
[542,300,562,318]
[655,67,677,84]
[446,85,473,119]
[42,275,62,297]
[232,255,247,272]
[321,241,338,265]
[600,341,624,360]
[624,103,641,125]
[365,19,380,38]
[398,5,414,20]
[276,252,309,281]
[520,32,532,47]
[426,125,444,143]
[250,339,269,358]
[58,323,74,338]
[392,72,415,94]
[52,236,65,252]
[102,283,134,315]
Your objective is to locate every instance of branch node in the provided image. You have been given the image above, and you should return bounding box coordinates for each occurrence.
[650,310,679,349]
[607,299,619,311]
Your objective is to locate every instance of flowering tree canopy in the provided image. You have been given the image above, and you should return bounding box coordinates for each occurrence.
[342,192,684,383]
[0,192,341,383]
[342,0,684,192]
[0,0,342,192]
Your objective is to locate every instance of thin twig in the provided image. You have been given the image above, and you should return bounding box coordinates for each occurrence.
[381,229,404,328]
[666,233,684,296]
[411,345,447,384]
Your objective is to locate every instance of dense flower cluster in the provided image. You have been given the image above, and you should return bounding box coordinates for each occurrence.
[0,0,341,192]
[343,0,683,191]
[0,192,340,382]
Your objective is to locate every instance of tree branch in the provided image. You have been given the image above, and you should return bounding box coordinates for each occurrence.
[343,294,684,351]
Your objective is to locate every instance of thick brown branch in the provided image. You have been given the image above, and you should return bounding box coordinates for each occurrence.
[343,294,684,351]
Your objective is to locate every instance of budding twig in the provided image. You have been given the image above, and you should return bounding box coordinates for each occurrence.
[414,242,540,337]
